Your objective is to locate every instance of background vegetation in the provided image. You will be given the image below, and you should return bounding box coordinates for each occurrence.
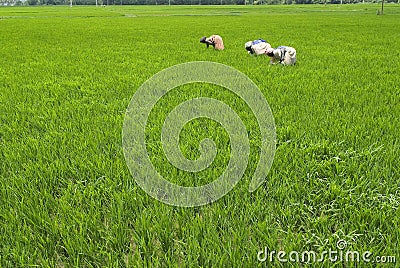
[1,0,399,8]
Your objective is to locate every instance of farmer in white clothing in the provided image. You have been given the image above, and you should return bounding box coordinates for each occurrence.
[245,39,272,55]
[266,46,297,65]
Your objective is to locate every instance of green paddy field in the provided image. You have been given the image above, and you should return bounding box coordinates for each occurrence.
[0,4,399,267]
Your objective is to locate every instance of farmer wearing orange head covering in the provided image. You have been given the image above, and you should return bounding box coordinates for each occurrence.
[200,35,224,50]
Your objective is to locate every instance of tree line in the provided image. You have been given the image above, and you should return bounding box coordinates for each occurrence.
[1,0,396,7]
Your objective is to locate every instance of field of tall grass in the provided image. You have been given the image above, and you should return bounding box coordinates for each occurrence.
[1,4,399,267]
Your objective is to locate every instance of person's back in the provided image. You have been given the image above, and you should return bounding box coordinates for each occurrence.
[200,35,224,50]
[245,39,271,55]
[266,46,297,65]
